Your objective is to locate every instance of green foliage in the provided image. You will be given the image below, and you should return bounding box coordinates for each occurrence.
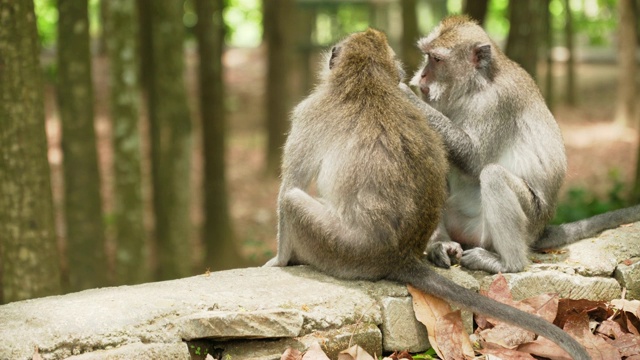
[553,169,629,224]
[224,0,262,47]
[34,0,57,48]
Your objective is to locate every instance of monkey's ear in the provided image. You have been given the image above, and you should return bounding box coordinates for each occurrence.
[472,43,491,70]
[329,46,341,70]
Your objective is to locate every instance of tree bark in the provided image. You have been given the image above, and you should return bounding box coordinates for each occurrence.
[148,0,193,280]
[0,0,61,303]
[57,0,108,291]
[564,0,577,106]
[544,0,555,110]
[263,0,295,178]
[615,0,637,127]
[506,0,542,80]
[463,0,489,26]
[105,0,149,284]
[402,0,422,75]
[195,0,244,270]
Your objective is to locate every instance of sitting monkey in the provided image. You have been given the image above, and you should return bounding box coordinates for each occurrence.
[265,28,589,360]
[403,15,640,274]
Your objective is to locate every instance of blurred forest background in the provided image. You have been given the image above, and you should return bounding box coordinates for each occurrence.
[1,0,639,304]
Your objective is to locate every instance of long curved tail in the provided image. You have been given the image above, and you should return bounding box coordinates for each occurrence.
[535,204,640,249]
[389,258,590,360]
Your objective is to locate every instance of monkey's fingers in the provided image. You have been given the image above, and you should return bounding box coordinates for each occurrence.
[427,241,462,268]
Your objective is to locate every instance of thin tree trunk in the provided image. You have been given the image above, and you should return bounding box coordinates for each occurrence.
[544,0,555,110]
[57,0,108,291]
[506,0,541,80]
[148,0,193,280]
[565,0,577,106]
[402,0,422,74]
[463,0,489,26]
[0,0,61,303]
[263,0,295,178]
[615,0,637,126]
[195,0,244,270]
[105,0,149,284]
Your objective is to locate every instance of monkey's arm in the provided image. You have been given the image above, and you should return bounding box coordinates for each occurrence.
[400,84,483,176]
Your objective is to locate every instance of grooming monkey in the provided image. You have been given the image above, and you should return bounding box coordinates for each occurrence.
[404,15,640,274]
[265,29,589,360]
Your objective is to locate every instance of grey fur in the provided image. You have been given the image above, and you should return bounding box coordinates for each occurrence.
[265,29,589,360]
[406,16,639,276]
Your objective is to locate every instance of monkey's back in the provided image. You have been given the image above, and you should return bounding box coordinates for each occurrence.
[306,85,448,257]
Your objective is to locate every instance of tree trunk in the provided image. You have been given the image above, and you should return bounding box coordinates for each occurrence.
[506,0,542,80]
[0,0,61,303]
[57,0,108,291]
[148,0,193,280]
[105,0,150,285]
[194,0,244,270]
[544,0,555,110]
[564,0,577,106]
[463,0,489,26]
[263,0,295,178]
[615,0,637,126]
[137,0,153,95]
[402,0,422,75]
[428,0,448,22]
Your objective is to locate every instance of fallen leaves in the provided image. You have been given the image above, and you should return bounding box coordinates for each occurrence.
[278,274,640,359]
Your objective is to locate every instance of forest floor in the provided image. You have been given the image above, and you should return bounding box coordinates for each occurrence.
[43,47,639,272]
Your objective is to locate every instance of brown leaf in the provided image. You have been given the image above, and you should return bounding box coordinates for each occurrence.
[434,310,475,360]
[386,350,413,360]
[522,293,559,323]
[479,322,536,349]
[407,284,452,360]
[337,345,375,360]
[555,298,609,328]
[479,341,536,359]
[302,342,330,360]
[597,319,627,339]
[281,347,303,360]
[32,347,43,360]
[564,313,621,360]
[605,332,640,358]
[518,336,573,360]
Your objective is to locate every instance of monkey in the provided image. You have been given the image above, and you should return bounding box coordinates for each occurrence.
[264,29,589,360]
[401,15,640,275]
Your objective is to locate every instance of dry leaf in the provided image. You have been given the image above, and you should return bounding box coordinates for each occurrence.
[407,284,452,360]
[337,345,375,360]
[479,341,536,359]
[555,298,609,328]
[564,313,621,360]
[518,336,572,360]
[281,347,303,360]
[522,293,560,323]
[605,332,640,358]
[479,322,535,349]
[32,347,43,360]
[302,342,330,360]
[435,310,475,359]
[612,299,640,318]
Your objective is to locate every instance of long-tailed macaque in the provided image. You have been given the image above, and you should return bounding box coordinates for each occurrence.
[403,15,640,275]
[265,29,589,360]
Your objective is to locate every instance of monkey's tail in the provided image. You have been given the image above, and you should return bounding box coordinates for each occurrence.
[389,258,590,360]
[535,204,640,250]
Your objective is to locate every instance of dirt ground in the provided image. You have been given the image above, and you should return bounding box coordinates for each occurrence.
[44,48,639,270]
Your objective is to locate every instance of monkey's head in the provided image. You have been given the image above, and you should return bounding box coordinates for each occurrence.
[324,29,404,92]
[410,15,496,106]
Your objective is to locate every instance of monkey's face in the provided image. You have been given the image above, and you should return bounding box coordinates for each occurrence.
[411,19,494,108]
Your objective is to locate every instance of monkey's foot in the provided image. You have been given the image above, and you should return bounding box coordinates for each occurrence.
[426,241,462,268]
[461,248,524,274]
[263,256,287,267]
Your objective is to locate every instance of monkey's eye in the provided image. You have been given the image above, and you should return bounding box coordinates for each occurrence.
[429,54,442,63]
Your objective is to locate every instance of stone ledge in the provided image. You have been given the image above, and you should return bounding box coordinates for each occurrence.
[0,222,638,360]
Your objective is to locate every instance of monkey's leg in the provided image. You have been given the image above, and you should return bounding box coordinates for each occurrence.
[462,164,536,273]
[281,187,389,279]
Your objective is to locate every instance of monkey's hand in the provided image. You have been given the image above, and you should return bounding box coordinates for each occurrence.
[426,241,463,269]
